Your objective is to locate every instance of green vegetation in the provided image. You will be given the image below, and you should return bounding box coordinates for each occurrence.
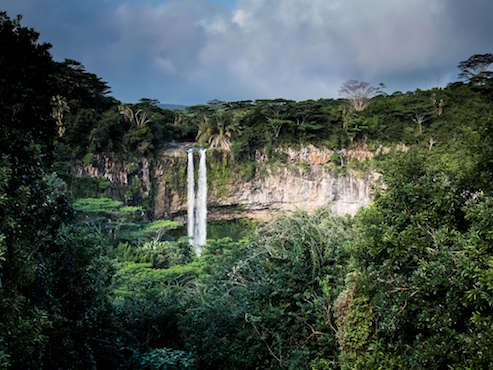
[73,197,124,213]
[207,219,258,240]
[57,57,493,207]
[57,83,488,166]
[142,219,181,234]
[1,10,492,370]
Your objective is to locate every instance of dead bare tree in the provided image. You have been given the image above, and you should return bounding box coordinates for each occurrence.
[412,112,426,136]
[51,95,70,137]
[339,80,383,112]
[431,93,445,117]
[428,137,436,151]
[438,99,444,116]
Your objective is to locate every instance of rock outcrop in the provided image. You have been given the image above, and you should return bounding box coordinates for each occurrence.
[75,155,151,201]
[217,166,379,220]
[74,144,384,221]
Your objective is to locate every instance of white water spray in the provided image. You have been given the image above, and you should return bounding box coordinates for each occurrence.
[195,148,207,253]
[186,148,207,256]
[187,149,195,246]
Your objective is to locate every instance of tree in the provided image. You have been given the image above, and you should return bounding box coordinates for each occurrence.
[340,151,493,368]
[411,107,434,137]
[458,53,493,84]
[192,104,243,154]
[51,95,70,137]
[342,108,377,144]
[0,12,116,367]
[54,59,115,111]
[339,80,383,112]
[257,99,294,142]
[119,105,151,126]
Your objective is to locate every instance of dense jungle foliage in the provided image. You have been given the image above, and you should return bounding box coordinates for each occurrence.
[1,11,492,369]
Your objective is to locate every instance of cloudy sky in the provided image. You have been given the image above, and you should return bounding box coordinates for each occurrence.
[3,0,493,104]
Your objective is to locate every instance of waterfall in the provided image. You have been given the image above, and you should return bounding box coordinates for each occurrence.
[187,149,195,246]
[195,148,207,254]
[186,148,207,256]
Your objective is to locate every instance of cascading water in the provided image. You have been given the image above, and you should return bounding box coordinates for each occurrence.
[187,149,195,246]
[195,148,207,254]
[186,148,207,256]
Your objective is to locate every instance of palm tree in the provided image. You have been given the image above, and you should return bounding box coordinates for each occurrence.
[207,110,243,156]
[119,105,150,126]
[193,105,243,157]
[208,122,232,152]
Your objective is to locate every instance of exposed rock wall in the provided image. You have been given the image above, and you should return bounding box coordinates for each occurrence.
[74,145,384,220]
[74,155,151,201]
[203,145,382,220]
[223,166,379,219]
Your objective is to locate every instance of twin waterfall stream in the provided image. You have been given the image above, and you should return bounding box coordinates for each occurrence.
[187,148,207,256]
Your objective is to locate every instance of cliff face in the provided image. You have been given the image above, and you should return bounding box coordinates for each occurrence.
[75,145,383,220]
[75,155,152,201]
[216,166,379,220]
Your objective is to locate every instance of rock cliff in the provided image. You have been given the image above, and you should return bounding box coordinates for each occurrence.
[74,144,384,221]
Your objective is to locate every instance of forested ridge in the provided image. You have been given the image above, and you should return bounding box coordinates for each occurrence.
[1,11,492,369]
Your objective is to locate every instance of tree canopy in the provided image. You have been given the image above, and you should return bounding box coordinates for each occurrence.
[1,9,492,369]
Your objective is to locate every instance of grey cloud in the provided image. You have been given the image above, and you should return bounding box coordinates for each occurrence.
[198,0,493,98]
[2,0,492,103]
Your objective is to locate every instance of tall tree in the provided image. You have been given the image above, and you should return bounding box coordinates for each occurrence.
[339,80,383,112]
[458,53,493,85]
[0,12,114,368]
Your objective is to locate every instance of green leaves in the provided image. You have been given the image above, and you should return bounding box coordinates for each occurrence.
[73,197,123,214]
[140,347,196,369]
[342,149,493,368]
[181,212,354,368]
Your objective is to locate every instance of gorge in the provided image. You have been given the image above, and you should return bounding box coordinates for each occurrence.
[75,144,385,225]
[3,8,493,368]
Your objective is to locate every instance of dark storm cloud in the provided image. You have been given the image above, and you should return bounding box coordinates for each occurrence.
[2,0,492,104]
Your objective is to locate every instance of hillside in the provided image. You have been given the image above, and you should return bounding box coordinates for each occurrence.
[62,77,493,221]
